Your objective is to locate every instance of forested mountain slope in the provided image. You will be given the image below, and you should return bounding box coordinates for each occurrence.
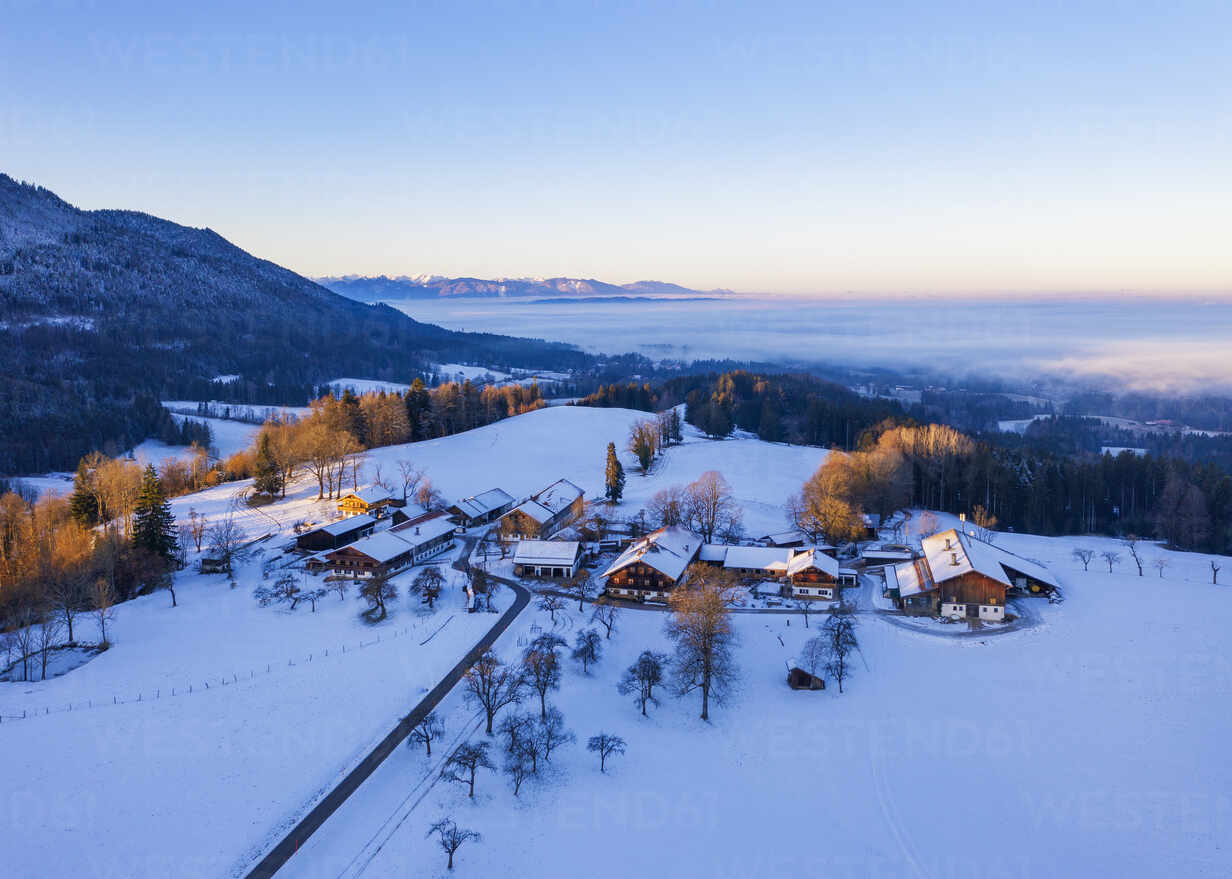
[0,174,590,473]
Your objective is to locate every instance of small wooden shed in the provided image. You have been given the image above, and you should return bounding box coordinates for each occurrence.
[787,666,825,691]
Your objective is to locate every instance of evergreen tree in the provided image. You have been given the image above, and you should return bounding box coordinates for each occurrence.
[68,459,99,527]
[133,464,177,562]
[252,432,283,497]
[604,442,625,503]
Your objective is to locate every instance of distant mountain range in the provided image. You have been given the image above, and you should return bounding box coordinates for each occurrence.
[0,174,594,473]
[316,274,731,302]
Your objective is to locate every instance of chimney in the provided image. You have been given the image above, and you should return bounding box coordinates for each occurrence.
[950,552,959,566]
[944,537,952,550]
[415,526,420,535]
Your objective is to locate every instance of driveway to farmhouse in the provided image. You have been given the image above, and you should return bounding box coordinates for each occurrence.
[244,537,529,879]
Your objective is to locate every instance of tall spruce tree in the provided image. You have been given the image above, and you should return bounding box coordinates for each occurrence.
[252,432,283,497]
[133,465,177,562]
[604,442,625,503]
[68,459,100,527]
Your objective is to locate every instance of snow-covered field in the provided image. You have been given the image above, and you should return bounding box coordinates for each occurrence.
[286,530,1232,879]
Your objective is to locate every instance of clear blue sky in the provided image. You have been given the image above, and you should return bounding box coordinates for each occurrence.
[3,0,1230,294]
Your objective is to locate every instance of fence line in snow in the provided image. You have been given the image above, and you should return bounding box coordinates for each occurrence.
[0,615,448,726]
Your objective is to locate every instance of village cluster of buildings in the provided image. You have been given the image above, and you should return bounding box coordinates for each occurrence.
[291,475,1060,627]
[294,478,585,581]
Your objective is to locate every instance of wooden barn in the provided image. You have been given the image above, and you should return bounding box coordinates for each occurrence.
[447,488,515,529]
[295,514,376,553]
[500,478,585,539]
[389,511,457,564]
[601,526,700,602]
[323,531,416,580]
[887,528,1059,621]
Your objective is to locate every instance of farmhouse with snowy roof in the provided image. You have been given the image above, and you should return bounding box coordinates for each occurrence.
[500,478,585,539]
[601,526,701,601]
[337,486,399,518]
[321,510,455,579]
[786,548,842,600]
[447,488,515,529]
[888,528,1059,620]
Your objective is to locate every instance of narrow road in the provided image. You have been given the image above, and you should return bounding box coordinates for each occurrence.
[244,538,528,879]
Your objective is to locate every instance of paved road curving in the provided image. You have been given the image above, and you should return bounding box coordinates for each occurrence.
[244,538,529,879]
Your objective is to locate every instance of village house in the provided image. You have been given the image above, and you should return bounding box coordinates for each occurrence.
[295,514,376,553]
[759,529,807,548]
[786,548,841,600]
[389,510,457,563]
[513,539,583,579]
[719,545,793,580]
[500,478,585,539]
[601,526,701,602]
[887,528,1059,620]
[859,544,915,569]
[447,488,515,529]
[337,486,399,518]
[322,510,456,579]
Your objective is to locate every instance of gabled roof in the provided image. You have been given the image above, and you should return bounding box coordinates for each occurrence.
[532,478,584,515]
[316,514,376,537]
[721,546,793,571]
[699,544,729,563]
[390,510,456,547]
[509,499,555,524]
[760,530,806,546]
[336,531,414,564]
[450,488,515,519]
[922,529,1012,588]
[602,526,700,582]
[340,486,392,505]
[787,548,840,579]
[890,559,935,598]
[514,539,582,566]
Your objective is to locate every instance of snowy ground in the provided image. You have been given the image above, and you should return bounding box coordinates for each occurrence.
[283,530,1232,879]
[0,545,504,878]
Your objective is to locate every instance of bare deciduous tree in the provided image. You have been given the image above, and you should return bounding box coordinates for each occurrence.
[463,650,525,734]
[441,741,494,798]
[1100,550,1121,573]
[567,570,595,612]
[1154,558,1169,578]
[587,733,626,773]
[536,592,566,625]
[410,566,445,609]
[1123,538,1144,576]
[522,633,566,718]
[617,649,668,716]
[684,471,743,543]
[359,569,397,622]
[820,606,859,694]
[426,817,480,870]
[590,597,619,639]
[535,706,575,764]
[205,515,247,581]
[1212,560,1222,585]
[666,566,739,720]
[1072,548,1095,571]
[799,634,827,679]
[407,711,445,757]
[396,459,424,504]
[91,578,117,648]
[571,628,602,673]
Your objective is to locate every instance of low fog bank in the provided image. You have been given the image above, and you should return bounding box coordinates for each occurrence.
[394,296,1232,396]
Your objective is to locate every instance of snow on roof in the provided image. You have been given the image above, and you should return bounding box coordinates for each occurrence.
[450,488,514,519]
[514,539,581,566]
[317,514,376,537]
[390,511,456,547]
[341,486,392,505]
[602,526,700,582]
[510,499,555,524]
[921,529,1011,588]
[787,548,840,578]
[761,530,805,546]
[752,581,783,597]
[532,478,584,515]
[722,546,793,571]
[699,544,729,563]
[861,547,915,561]
[890,559,934,598]
[339,531,415,564]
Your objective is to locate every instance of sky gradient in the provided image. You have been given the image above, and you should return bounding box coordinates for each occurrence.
[3,0,1230,295]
